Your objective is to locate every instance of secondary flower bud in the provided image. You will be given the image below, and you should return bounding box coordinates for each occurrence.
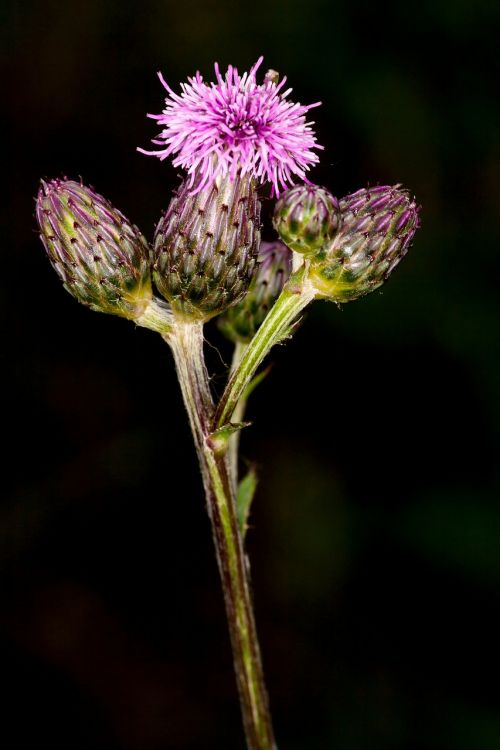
[273,184,340,255]
[36,179,152,318]
[219,240,293,343]
[153,171,261,321]
[309,185,420,302]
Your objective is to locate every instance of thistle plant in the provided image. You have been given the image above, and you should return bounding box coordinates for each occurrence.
[36,57,420,750]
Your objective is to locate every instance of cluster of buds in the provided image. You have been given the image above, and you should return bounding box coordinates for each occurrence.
[36,60,420,335]
[36,173,262,326]
[36,176,420,331]
[274,183,420,303]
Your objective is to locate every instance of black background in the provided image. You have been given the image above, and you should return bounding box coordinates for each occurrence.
[2,1,500,748]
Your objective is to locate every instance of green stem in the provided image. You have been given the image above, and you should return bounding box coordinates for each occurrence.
[166,321,277,750]
[228,340,249,491]
[214,275,316,430]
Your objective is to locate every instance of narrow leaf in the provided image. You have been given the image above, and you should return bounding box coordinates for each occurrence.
[237,467,258,536]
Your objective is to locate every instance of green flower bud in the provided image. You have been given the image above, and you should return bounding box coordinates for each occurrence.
[309,185,420,302]
[273,184,340,255]
[218,240,293,343]
[36,179,152,319]
[153,172,261,322]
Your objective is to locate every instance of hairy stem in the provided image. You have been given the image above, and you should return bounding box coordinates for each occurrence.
[214,274,316,430]
[167,321,276,750]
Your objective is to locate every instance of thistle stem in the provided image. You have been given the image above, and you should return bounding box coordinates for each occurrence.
[228,340,249,491]
[166,321,277,750]
[214,274,316,430]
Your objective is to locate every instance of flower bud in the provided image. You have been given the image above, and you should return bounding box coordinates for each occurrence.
[36,179,152,318]
[309,185,420,302]
[273,184,340,255]
[218,240,293,343]
[153,172,261,321]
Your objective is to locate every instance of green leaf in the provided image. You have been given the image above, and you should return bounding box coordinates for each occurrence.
[237,467,258,536]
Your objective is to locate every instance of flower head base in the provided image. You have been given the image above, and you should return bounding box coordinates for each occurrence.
[153,171,261,322]
[139,57,322,196]
[36,179,152,319]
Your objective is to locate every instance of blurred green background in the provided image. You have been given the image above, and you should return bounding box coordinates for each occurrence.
[2,0,500,747]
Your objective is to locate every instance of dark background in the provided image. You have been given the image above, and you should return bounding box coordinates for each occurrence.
[2,0,500,748]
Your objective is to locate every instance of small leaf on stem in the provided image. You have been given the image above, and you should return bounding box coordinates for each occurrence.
[237,467,259,536]
[209,422,252,454]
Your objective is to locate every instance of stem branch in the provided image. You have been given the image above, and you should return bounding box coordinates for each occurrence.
[214,276,316,430]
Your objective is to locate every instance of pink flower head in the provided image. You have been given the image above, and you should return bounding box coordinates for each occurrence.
[138,57,323,195]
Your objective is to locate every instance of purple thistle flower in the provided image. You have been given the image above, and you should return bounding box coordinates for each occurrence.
[138,57,323,196]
